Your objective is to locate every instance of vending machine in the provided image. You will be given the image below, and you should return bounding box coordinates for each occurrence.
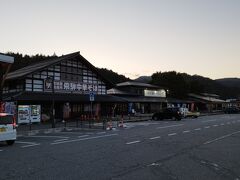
[18,105,41,124]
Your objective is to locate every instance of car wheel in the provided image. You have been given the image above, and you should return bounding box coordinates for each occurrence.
[6,140,15,146]
[153,116,158,121]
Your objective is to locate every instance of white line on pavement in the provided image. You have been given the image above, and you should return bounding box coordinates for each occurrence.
[16,141,38,145]
[221,123,225,126]
[54,139,69,142]
[149,136,161,140]
[194,128,201,131]
[168,133,177,136]
[183,130,191,133]
[157,124,184,129]
[202,119,217,123]
[78,135,90,138]
[213,125,218,127]
[204,126,210,129]
[21,144,40,148]
[51,134,118,145]
[0,150,3,152]
[126,140,141,145]
[26,135,69,139]
[204,130,240,145]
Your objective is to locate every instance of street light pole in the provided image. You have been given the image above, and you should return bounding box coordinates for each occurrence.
[46,76,55,128]
[51,77,55,128]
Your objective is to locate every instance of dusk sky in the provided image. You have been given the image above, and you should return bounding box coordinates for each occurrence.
[1,0,240,79]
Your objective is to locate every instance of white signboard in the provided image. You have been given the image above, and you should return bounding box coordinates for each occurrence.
[45,80,99,93]
[144,89,166,97]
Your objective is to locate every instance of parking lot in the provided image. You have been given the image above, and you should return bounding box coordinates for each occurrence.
[1,114,240,180]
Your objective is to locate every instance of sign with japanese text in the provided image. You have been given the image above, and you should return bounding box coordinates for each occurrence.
[44,80,99,93]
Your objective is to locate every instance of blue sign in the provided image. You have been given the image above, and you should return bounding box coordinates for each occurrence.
[89,92,95,102]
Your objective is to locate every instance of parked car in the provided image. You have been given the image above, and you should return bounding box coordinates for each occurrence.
[152,108,182,121]
[0,113,17,145]
[185,111,200,118]
[224,107,240,114]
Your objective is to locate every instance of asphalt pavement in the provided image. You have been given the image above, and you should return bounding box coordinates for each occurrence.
[0,114,240,180]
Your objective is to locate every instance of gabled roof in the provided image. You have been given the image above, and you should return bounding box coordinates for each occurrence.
[6,52,79,80]
[116,81,160,88]
[5,52,113,88]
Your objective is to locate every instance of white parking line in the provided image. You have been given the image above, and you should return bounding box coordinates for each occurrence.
[183,130,191,133]
[149,136,161,140]
[126,140,141,145]
[157,124,184,129]
[168,133,177,136]
[0,150,3,152]
[27,135,69,139]
[51,134,118,145]
[213,125,218,127]
[204,130,240,145]
[202,119,217,123]
[194,128,201,131]
[21,144,40,148]
[54,139,69,142]
[221,123,225,126]
[204,126,210,129]
[78,135,90,138]
[16,141,37,145]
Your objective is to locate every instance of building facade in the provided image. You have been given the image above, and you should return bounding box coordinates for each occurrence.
[3,52,124,124]
[108,81,167,114]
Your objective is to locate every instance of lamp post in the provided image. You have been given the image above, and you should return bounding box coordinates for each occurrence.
[46,77,55,128]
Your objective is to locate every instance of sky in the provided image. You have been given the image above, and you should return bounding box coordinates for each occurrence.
[1,0,240,79]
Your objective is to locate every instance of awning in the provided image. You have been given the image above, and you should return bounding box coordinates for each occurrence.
[3,92,127,103]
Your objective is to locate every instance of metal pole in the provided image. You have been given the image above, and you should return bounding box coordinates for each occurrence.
[51,77,55,128]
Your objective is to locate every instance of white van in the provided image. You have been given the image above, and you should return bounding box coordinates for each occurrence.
[0,113,17,145]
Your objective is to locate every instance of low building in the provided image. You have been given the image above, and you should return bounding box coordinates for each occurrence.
[2,52,125,124]
[108,81,167,114]
[188,93,226,112]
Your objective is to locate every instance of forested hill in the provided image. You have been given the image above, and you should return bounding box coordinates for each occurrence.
[6,52,56,72]
[216,78,240,88]
[151,72,240,99]
[96,68,130,84]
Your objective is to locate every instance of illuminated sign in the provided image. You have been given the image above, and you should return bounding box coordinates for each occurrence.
[45,80,99,93]
[144,89,166,97]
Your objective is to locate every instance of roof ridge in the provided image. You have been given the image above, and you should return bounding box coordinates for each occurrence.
[6,52,80,80]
